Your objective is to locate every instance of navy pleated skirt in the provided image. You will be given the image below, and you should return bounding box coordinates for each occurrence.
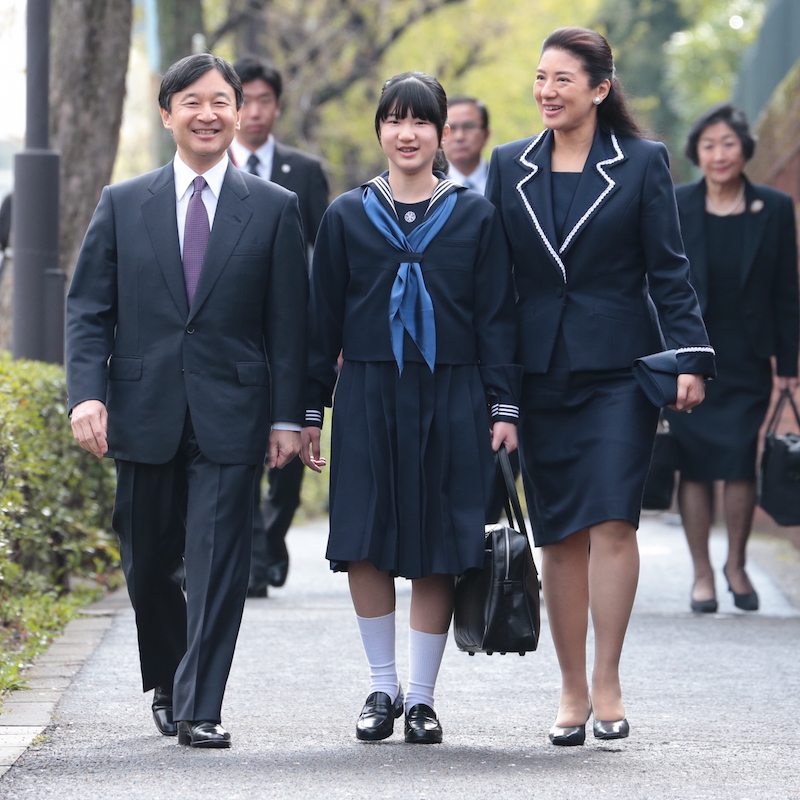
[519,369,659,547]
[326,360,495,579]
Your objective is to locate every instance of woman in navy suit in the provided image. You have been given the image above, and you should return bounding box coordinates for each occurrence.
[665,104,799,614]
[301,72,520,744]
[487,27,715,745]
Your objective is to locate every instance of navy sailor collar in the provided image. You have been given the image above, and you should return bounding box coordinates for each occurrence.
[362,171,463,220]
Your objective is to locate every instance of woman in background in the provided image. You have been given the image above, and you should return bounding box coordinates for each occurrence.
[487,27,714,745]
[301,72,519,744]
[666,103,799,614]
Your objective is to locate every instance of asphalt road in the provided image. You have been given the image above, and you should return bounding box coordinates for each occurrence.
[1,514,798,800]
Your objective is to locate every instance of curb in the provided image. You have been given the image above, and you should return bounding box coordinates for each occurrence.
[0,587,128,778]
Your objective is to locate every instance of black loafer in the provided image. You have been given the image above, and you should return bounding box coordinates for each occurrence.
[593,718,630,740]
[356,688,404,741]
[404,703,442,744]
[152,687,177,736]
[177,720,231,748]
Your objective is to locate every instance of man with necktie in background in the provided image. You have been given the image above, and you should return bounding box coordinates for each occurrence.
[66,54,308,748]
[442,95,491,194]
[230,55,330,597]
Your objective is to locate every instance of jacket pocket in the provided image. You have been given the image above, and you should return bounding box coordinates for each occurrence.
[236,361,270,386]
[592,302,643,323]
[108,356,142,381]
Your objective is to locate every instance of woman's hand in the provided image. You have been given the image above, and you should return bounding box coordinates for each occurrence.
[777,376,799,393]
[300,426,327,472]
[670,373,705,412]
[491,421,518,453]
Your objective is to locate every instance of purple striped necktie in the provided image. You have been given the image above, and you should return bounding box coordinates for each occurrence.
[182,175,210,306]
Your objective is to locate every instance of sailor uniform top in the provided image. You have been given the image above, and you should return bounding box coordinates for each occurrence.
[304,172,521,427]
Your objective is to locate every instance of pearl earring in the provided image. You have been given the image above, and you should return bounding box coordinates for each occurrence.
[593,96,602,105]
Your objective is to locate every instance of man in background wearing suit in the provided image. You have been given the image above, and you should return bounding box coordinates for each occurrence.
[230,55,329,597]
[66,54,307,748]
[442,95,491,194]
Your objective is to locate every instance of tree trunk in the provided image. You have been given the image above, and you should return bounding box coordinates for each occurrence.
[50,0,133,281]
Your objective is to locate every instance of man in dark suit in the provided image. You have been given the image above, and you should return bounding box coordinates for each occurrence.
[66,54,307,748]
[230,55,329,596]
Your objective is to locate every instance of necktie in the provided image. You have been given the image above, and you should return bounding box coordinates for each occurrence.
[246,153,260,175]
[182,176,209,307]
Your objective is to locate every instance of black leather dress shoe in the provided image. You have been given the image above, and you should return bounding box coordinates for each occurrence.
[723,567,759,611]
[266,536,289,587]
[690,596,718,613]
[548,723,586,746]
[356,689,404,741]
[593,718,630,740]
[177,720,231,748]
[404,703,443,744]
[151,687,177,736]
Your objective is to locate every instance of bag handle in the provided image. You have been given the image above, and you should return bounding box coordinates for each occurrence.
[765,389,800,435]
[498,446,531,544]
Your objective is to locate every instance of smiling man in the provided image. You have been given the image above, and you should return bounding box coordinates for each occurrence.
[65,54,308,748]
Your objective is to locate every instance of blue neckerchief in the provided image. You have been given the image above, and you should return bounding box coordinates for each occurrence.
[362,181,457,373]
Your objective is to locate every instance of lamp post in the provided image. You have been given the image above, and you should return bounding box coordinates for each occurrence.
[12,0,64,364]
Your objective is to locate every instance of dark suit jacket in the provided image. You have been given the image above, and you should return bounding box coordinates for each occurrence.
[487,128,715,377]
[230,141,329,248]
[66,161,308,466]
[676,177,799,377]
[270,141,329,247]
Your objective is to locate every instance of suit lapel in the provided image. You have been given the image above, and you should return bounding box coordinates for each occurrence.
[188,164,253,321]
[558,130,625,256]
[679,180,708,309]
[142,165,189,318]
[740,179,768,288]
[515,131,565,282]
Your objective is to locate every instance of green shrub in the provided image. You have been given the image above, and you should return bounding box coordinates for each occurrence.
[0,352,119,601]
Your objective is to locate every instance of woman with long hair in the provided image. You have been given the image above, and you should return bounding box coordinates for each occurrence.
[487,27,715,745]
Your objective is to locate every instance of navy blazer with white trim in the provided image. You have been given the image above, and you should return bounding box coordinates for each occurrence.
[486,128,715,377]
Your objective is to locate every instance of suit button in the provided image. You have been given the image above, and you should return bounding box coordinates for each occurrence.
[186,327,195,334]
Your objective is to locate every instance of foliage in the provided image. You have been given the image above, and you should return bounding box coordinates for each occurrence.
[0,353,119,598]
[0,586,103,696]
[664,0,766,168]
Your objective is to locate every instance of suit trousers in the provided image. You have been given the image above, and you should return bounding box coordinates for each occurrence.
[250,458,304,591]
[112,413,257,723]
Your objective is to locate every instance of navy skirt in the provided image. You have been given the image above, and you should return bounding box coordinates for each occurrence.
[326,360,495,579]
[519,369,659,547]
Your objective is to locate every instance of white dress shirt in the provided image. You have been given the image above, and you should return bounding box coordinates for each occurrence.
[447,158,489,195]
[229,136,275,181]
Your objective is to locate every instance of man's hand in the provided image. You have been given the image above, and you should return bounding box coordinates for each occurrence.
[300,427,327,472]
[70,400,109,458]
[670,374,705,412]
[268,429,301,469]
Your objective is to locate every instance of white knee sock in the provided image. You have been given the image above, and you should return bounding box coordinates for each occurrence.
[356,611,399,699]
[405,628,448,711]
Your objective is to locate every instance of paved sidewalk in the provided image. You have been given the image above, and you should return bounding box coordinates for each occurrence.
[0,515,799,799]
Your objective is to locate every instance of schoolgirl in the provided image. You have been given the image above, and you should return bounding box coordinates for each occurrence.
[300,71,520,744]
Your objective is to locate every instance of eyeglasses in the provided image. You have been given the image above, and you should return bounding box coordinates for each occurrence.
[448,122,484,133]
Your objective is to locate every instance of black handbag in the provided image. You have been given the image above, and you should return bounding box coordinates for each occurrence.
[758,390,800,525]
[632,349,678,407]
[453,447,541,656]
[642,415,678,510]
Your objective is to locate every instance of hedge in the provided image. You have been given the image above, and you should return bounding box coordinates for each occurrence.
[0,353,119,692]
